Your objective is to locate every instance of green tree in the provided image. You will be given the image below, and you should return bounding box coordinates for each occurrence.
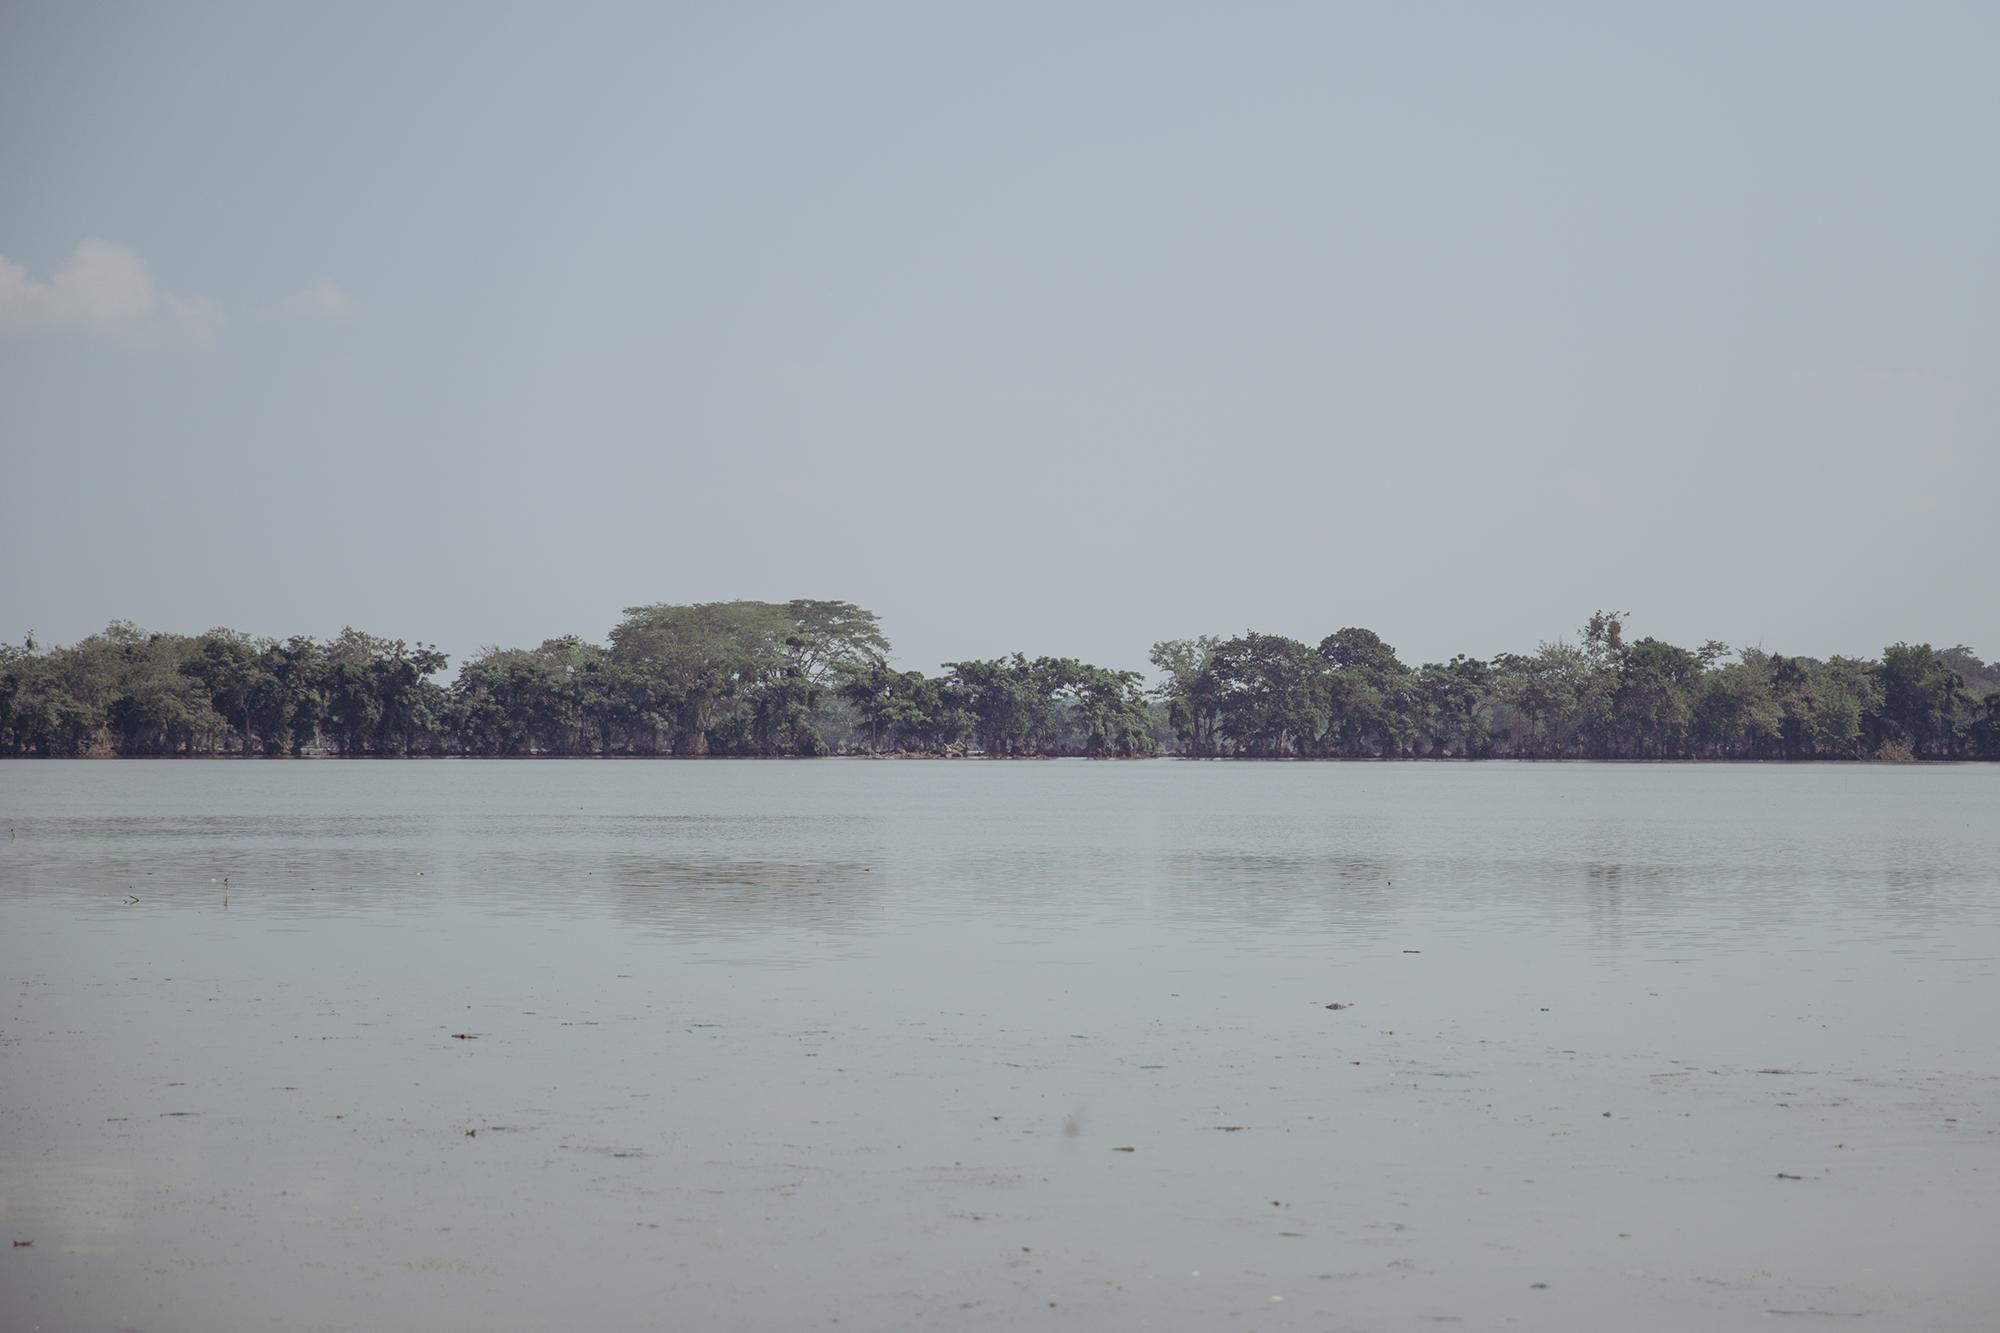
[319,629,448,756]
[1413,656,1492,757]
[1209,633,1325,757]
[452,636,608,755]
[1148,636,1223,755]
[1611,637,1703,758]
[944,655,1065,756]
[1878,643,1970,758]
[188,629,268,753]
[0,634,103,756]
[1068,664,1158,757]
[782,600,890,686]
[260,636,328,755]
[1799,656,1882,759]
[837,660,964,753]
[1317,628,1413,756]
[1694,649,1784,758]
[1491,642,1596,757]
[608,602,794,754]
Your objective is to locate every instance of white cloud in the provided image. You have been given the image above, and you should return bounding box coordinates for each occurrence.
[283,277,357,323]
[0,238,219,341]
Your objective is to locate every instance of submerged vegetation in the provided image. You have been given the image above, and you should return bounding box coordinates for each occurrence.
[1,604,1996,760]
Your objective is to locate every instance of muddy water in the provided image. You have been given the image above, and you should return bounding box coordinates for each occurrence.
[1,760,1996,1332]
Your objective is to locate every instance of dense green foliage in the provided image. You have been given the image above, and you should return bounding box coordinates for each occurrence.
[3,606,1996,759]
[0,601,1155,758]
[1150,613,2000,760]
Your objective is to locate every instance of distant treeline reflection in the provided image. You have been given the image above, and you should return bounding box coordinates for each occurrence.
[3,603,1997,760]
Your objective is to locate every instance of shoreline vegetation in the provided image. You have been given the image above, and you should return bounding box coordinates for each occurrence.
[3,602,1996,762]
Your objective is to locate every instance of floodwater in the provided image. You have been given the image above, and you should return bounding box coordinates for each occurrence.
[1,761,1996,1332]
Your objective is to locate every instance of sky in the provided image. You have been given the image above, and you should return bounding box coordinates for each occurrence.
[2,1,1995,676]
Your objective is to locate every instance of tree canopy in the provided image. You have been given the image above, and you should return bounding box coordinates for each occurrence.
[1147,618,1996,761]
[2,606,1995,760]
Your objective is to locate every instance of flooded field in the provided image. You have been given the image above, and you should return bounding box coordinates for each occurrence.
[2,760,1996,1332]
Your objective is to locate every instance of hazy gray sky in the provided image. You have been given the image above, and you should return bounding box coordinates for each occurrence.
[3,2,1994,674]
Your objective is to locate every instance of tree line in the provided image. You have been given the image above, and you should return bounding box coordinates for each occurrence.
[1,604,1996,759]
[1149,614,2000,761]
[0,601,1155,759]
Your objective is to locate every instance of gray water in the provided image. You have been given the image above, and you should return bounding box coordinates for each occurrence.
[2,760,1996,1332]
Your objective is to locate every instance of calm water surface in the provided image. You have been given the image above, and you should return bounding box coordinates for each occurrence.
[2,761,1996,1332]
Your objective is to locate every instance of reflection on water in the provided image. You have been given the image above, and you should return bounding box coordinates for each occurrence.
[2,761,1997,1333]
[2,761,1996,952]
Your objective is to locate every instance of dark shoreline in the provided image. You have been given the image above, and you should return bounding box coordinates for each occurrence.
[4,754,1988,764]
